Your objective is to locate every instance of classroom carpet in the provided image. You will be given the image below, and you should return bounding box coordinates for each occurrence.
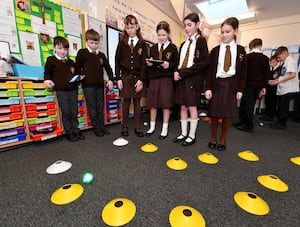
[0,114,299,226]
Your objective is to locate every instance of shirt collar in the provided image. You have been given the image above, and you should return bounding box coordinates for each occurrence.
[159,40,170,49]
[250,48,262,53]
[55,54,67,61]
[221,40,236,48]
[87,47,98,54]
[128,36,138,44]
[188,33,199,42]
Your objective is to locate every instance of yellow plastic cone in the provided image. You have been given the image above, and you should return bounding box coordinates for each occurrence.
[169,205,206,227]
[257,174,288,192]
[290,156,300,166]
[234,191,269,215]
[198,152,219,164]
[141,143,158,153]
[166,157,187,170]
[51,184,84,205]
[238,150,259,161]
[102,198,136,226]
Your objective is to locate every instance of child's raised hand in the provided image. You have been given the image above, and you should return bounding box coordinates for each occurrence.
[107,80,113,90]
[117,80,123,90]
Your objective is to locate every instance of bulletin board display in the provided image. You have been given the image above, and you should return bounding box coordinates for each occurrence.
[0,0,85,66]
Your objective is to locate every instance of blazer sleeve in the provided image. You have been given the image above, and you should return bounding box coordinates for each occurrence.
[75,49,85,75]
[102,53,114,81]
[179,37,209,78]
[44,57,53,81]
[205,47,219,91]
[236,46,247,92]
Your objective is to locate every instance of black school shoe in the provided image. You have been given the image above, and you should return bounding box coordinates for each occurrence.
[94,128,104,137]
[65,133,79,142]
[134,129,144,137]
[217,143,226,151]
[101,127,110,135]
[76,131,85,140]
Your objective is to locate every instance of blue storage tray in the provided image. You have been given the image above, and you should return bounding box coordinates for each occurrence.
[0,97,21,106]
[0,133,26,146]
[12,64,44,79]
[24,96,55,104]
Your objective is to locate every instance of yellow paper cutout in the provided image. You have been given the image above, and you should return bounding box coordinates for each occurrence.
[45,13,51,21]
[58,31,65,37]
[48,44,53,50]
[16,18,25,24]
[41,46,49,51]
[54,10,61,17]
[54,16,61,23]
[57,24,64,30]
[31,5,39,13]
[17,24,26,31]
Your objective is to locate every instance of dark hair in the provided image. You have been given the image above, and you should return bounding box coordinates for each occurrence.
[121,14,143,44]
[85,29,100,41]
[53,36,69,49]
[184,13,201,35]
[156,21,170,34]
[249,38,263,49]
[269,55,278,62]
[221,17,239,40]
[275,46,288,56]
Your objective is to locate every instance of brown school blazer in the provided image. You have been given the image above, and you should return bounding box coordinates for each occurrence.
[205,45,247,93]
[177,36,209,91]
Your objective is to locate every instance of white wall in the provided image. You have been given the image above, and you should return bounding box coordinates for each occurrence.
[207,14,300,50]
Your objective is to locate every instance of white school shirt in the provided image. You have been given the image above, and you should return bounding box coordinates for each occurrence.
[158,40,170,51]
[276,55,299,95]
[216,40,237,78]
[128,36,139,47]
[178,33,199,69]
[55,54,67,61]
[87,47,99,54]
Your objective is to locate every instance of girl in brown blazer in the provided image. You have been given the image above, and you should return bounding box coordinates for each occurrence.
[205,17,247,151]
[115,15,148,137]
[173,13,209,146]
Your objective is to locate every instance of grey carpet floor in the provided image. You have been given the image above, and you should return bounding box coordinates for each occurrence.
[0,114,299,227]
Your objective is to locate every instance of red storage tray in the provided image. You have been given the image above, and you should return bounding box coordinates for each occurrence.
[25,102,56,111]
[30,128,63,141]
[0,104,22,114]
[0,112,23,122]
[26,109,56,118]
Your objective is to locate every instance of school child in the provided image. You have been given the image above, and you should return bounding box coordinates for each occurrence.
[205,17,247,151]
[145,21,179,139]
[75,29,114,137]
[115,14,148,137]
[44,36,83,142]
[261,55,282,121]
[269,46,299,129]
[234,38,270,133]
[173,13,209,146]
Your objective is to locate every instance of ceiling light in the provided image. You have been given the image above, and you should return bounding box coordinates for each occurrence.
[207,12,256,25]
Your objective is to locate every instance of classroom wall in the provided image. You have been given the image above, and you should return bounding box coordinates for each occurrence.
[207,14,300,50]
[91,0,183,46]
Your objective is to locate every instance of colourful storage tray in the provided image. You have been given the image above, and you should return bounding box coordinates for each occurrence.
[78,94,84,100]
[23,89,53,97]
[78,88,83,94]
[25,102,55,111]
[0,112,23,122]
[0,104,22,114]
[27,115,57,125]
[0,133,26,146]
[77,111,84,117]
[24,96,55,104]
[12,64,44,79]
[78,99,84,106]
[0,97,21,106]
[78,116,85,123]
[0,81,18,89]
[21,81,45,89]
[29,121,57,132]
[0,119,24,130]
[0,127,25,138]
[30,128,63,141]
[26,109,56,118]
[78,122,85,128]
[0,89,19,97]
[78,105,85,112]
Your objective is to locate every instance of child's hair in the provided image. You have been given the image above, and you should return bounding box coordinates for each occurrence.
[221,17,239,40]
[121,14,143,44]
[249,38,262,50]
[269,55,278,62]
[85,29,100,41]
[183,13,201,35]
[275,46,288,56]
[53,36,69,49]
[156,21,170,33]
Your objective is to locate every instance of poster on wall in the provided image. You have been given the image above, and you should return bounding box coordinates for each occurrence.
[0,0,19,53]
[88,16,107,54]
[67,35,82,57]
[62,7,82,37]
[19,31,41,65]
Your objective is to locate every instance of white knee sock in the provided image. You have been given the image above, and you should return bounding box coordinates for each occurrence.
[160,123,168,136]
[177,119,188,139]
[187,119,198,140]
[147,121,156,133]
